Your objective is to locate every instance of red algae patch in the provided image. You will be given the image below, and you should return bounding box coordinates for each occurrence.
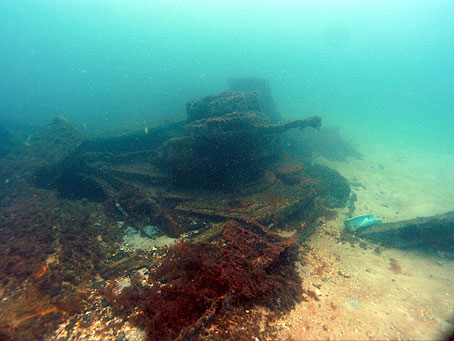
[107,220,302,340]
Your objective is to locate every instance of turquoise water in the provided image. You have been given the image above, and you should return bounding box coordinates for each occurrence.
[1,2,454,339]
[1,0,453,151]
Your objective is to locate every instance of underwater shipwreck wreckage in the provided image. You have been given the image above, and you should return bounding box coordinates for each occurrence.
[1,84,452,339]
[32,89,338,238]
[0,87,345,339]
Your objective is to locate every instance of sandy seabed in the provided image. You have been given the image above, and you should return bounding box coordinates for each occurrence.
[277,139,454,340]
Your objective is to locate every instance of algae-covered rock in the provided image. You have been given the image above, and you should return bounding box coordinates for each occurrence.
[17,117,86,168]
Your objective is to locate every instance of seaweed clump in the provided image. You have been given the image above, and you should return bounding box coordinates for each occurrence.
[108,220,302,340]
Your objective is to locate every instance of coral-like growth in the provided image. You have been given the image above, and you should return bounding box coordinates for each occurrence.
[111,220,302,340]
